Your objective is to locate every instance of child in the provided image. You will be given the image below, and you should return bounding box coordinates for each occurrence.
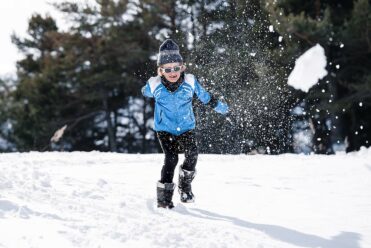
[142,39,229,209]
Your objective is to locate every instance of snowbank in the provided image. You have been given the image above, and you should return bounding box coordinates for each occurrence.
[1,150,371,248]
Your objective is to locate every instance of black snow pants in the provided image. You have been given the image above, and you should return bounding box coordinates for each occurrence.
[157,130,198,183]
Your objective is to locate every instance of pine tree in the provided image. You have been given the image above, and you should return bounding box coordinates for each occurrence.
[265,0,371,153]
[188,0,295,154]
[8,0,157,152]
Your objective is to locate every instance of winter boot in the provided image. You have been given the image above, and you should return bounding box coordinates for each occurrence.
[178,168,196,203]
[157,182,175,209]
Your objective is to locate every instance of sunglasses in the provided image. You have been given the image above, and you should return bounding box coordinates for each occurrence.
[160,65,182,73]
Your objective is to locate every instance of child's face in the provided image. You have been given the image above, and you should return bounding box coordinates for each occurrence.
[158,62,186,83]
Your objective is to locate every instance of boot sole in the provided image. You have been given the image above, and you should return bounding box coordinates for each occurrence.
[157,203,174,209]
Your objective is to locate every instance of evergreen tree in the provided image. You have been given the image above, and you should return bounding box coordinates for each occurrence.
[188,0,295,154]
[0,77,16,151]
[2,0,368,154]
[337,0,371,151]
[266,0,371,153]
[8,0,157,152]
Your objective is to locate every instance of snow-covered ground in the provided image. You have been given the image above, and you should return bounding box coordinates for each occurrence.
[1,150,371,248]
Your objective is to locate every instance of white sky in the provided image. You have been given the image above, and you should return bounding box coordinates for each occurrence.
[0,0,82,76]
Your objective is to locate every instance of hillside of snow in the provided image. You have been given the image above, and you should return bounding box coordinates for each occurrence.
[1,150,371,248]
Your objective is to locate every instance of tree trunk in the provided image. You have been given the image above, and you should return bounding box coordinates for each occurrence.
[170,0,177,34]
[315,0,321,18]
[200,0,207,37]
[346,105,360,152]
[191,5,197,48]
[103,96,117,152]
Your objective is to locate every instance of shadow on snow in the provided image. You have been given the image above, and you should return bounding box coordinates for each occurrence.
[175,205,361,248]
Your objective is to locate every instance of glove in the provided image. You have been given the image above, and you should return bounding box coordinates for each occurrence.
[214,101,229,115]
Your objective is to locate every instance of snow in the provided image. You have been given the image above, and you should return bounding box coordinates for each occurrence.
[288,44,328,92]
[1,151,371,248]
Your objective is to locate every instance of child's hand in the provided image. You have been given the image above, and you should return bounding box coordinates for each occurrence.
[214,101,229,115]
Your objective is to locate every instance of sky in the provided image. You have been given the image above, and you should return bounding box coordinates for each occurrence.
[0,0,77,77]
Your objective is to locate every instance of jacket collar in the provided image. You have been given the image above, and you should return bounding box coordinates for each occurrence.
[161,72,185,92]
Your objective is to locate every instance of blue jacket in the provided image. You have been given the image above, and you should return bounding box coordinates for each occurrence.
[142,73,228,135]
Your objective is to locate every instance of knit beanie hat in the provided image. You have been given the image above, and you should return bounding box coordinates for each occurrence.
[157,39,183,66]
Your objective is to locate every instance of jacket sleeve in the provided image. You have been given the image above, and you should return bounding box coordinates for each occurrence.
[194,79,229,115]
[141,83,154,98]
[194,78,211,104]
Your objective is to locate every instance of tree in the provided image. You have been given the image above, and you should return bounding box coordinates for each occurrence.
[265,0,371,153]
[0,77,16,151]
[186,0,295,154]
[8,0,157,152]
